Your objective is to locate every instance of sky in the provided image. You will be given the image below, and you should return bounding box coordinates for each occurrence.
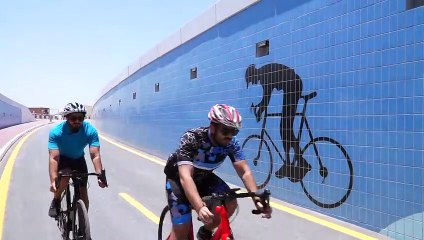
[0,0,217,112]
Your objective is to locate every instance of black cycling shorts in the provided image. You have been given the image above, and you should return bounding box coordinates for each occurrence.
[165,172,231,224]
[58,155,88,187]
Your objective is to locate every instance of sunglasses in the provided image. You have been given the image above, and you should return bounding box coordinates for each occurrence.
[219,126,239,136]
[69,115,85,122]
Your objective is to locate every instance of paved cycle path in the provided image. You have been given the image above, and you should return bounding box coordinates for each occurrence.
[0,123,387,240]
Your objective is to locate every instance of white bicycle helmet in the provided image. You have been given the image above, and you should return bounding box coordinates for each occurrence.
[208,104,242,129]
[63,102,86,116]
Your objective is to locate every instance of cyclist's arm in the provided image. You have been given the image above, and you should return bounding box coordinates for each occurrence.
[49,149,60,183]
[89,146,103,174]
[178,164,205,213]
[87,125,103,174]
[233,160,258,194]
[48,130,60,184]
[230,138,258,194]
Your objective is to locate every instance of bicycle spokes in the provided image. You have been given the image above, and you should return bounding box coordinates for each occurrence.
[300,137,353,208]
[242,135,273,189]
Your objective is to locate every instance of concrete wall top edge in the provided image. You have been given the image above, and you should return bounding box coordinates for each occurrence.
[96,0,261,104]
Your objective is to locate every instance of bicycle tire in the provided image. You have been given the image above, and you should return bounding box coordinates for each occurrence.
[57,188,71,240]
[57,211,70,240]
[242,135,273,189]
[158,205,170,240]
[73,199,91,240]
[300,137,353,208]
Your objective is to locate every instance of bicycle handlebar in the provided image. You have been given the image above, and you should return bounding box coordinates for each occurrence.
[201,188,271,215]
[56,169,108,188]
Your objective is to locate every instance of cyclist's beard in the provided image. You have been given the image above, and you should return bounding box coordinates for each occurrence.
[212,132,232,147]
[68,122,81,133]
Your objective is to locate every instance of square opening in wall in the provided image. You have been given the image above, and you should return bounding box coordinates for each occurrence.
[190,67,197,79]
[406,0,423,9]
[155,83,160,92]
[256,40,269,57]
[133,92,136,100]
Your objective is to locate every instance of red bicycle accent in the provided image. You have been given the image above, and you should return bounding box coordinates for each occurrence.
[211,205,232,240]
[158,188,271,240]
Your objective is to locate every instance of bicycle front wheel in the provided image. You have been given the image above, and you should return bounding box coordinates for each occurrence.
[242,135,273,189]
[73,199,91,240]
[57,210,70,240]
[300,137,353,208]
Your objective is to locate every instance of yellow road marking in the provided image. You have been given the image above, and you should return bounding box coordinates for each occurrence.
[230,187,376,240]
[0,128,40,240]
[100,135,165,166]
[119,193,160,224]
[270,202,377,240]
[103,134,378,240]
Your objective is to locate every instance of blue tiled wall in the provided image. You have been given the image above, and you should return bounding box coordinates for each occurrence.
[94,0,423,238]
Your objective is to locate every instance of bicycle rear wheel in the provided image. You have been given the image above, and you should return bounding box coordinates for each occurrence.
[73,199,91,240]
[158,205,172,240]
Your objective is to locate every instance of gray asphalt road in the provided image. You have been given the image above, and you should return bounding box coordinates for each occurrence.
[1,124,376,240]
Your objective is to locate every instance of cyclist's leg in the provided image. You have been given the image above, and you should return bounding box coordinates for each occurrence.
[198,174,237,229]
[55,156,73,198]
[49,156,71,217]
[277,84,312,181]
[166,178,193,240]
[72,156,89,210]
[276,86,302,178]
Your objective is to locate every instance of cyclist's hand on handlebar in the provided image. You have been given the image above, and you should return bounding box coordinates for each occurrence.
[197,206,214,224]
[97,169,108,188]
[254,198,272,219]
[98,178,107,188]
[50,180,57,193]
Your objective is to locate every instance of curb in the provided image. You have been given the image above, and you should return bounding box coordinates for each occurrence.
[0,122,52,162]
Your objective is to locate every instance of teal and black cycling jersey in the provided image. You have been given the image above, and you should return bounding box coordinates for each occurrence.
[164,126,245,179]
[48,121,100,159]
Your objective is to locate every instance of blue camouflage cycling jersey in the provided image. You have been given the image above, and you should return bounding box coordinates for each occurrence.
[164,127,245,178]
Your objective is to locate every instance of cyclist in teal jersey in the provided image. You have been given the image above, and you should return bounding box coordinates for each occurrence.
[48,102,108,218]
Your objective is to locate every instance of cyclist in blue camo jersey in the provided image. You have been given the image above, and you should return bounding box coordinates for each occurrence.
[164,104,272,240]
[48,102,108,218]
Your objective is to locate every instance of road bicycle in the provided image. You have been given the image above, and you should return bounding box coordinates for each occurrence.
[55,170,106,240]
[242,91,353,208]
[158,188,271,240]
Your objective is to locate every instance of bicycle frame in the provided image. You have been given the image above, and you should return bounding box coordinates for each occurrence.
[56,171,100,240]
[211,205,232,240]
[245,92,353,208]
[255,92,318,166]
[160,189,270,240]
[165,203,234,240]
[59,172,98,208]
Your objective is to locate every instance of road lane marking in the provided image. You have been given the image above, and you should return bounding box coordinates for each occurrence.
[119,193,160,224]
[100,135,165,166]
[269,202,377,240]
[103,134,379,240]
[0,128,40,240]
[228,186,377,240]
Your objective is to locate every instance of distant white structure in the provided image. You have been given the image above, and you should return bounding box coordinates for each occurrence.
[0,93,35,129]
